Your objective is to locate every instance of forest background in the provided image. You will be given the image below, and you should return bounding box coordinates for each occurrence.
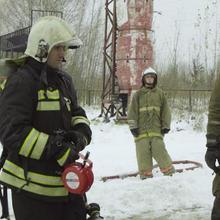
[0,0,219,113]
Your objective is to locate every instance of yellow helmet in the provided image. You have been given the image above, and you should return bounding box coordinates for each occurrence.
[25,16,82,62]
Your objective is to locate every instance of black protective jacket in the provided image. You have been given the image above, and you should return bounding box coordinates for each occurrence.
[0,58,91,201]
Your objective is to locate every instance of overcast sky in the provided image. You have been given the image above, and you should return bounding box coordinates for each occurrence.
[116,0,219,68]
[153,0,220,68]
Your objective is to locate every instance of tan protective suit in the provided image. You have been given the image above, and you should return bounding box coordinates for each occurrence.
[128,86,174,178]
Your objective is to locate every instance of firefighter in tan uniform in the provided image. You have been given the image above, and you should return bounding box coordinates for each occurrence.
[205,74,220,220]
[128,67,175,179]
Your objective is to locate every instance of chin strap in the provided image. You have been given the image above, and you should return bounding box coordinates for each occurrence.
[145,83,154,88]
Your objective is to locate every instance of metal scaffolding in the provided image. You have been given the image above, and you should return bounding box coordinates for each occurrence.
[0,10,63,59]
[100,0,119,121]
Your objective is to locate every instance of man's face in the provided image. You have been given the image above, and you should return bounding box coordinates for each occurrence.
[47,44,67,69]
[144,74,155,85]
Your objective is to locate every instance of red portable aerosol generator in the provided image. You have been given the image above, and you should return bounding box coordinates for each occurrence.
[62,151,94,194]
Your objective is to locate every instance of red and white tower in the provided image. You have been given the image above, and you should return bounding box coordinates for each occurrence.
[116,0,153,93]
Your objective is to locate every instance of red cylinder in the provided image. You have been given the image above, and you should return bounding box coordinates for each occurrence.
[62,159,94,195]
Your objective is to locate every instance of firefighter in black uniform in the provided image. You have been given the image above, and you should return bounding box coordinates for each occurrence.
[0,16,92,220]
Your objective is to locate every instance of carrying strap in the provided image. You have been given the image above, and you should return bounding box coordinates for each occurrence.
[0,185,9,219]
[57,73,72,131]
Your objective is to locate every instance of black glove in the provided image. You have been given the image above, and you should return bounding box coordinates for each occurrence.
[130,128,139,137]
[205,147,220,174]
[161,128,170,135]
[46,132,79,167]
[56,143,79,167]
[87,203,104,220]
[63,130,88,152]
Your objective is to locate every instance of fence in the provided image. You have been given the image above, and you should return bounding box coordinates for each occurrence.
[165,89,211,112]
[76,89,212,112]
[76,89,102,106]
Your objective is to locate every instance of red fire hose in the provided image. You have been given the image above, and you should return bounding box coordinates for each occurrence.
[101,160,203,182]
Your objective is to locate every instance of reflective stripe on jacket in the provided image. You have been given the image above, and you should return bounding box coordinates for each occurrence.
[2,160,67,197]
[0,58,91,201]
[128,87,171,141]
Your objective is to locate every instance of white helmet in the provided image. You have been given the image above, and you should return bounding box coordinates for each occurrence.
[142,67,157,77]
[141,67,157,87]
[25,16,82,62]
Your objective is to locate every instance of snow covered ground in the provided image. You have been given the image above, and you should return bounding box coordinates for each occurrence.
[0,108,214,220]
[85,108,213,220]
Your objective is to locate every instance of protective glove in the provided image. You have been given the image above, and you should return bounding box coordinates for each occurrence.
[62,130,88,152]
[161,128,170,135]
[205,147,220,174]
[46,132,79,167]
[87,203,104,220]
[55,143,79,167]
[87,214,104,220]
[130,128,139,137]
